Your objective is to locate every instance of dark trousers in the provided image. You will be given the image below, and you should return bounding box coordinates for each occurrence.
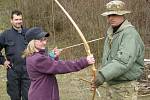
[7,68,30,100]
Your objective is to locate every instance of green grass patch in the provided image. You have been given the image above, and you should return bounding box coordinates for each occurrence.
[0,67,10,100]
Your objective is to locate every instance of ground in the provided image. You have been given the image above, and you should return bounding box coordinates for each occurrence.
[0,65,150,100]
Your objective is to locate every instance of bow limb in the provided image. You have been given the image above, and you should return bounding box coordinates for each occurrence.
[54,0,96,100]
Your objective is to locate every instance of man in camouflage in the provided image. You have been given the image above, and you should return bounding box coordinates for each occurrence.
[93,0,144,100]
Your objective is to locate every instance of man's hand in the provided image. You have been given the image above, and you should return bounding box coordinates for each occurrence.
[93,72,105,88]
[4,60,11,69]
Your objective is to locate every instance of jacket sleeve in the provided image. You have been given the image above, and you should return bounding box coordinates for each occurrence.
[100,29,141,81]
[0,32,6,65]
[33,55,89,74]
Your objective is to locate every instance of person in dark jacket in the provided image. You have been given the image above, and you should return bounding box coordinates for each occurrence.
[92,0,144,100]
[23,27,95,100]
[0,10,30,100]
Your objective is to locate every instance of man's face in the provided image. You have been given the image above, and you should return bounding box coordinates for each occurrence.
[107,14,124,27]
[11,14,23,29]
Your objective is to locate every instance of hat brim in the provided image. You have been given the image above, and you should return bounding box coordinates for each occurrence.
[36,32,49,40]
[101,11,131,16]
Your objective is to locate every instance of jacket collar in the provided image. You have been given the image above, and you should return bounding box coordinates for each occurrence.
[107,20,134,39]
[11,26,26,36]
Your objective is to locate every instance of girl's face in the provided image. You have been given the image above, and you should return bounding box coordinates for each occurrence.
[34,37,48,50]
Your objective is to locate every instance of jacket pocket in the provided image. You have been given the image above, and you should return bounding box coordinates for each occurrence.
[5,41,16,56]
[115,51,130,65]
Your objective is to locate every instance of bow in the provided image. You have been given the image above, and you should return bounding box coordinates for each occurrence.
[54,0,97,100]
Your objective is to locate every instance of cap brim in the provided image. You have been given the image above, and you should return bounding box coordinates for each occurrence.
[36,32,49,39]
[101,11,131,16]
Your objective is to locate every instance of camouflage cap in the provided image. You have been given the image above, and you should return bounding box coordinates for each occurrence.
[101,0,131,16]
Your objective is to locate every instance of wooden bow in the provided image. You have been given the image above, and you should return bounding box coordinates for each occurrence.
[54,0,96,100]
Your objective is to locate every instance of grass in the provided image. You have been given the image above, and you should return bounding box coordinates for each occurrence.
[0,67,10,100]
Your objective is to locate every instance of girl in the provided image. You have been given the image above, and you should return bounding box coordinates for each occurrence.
[23,27,95,100]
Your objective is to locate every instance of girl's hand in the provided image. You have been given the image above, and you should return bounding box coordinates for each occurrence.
[86,55,95,64]
[53,47,62,57]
